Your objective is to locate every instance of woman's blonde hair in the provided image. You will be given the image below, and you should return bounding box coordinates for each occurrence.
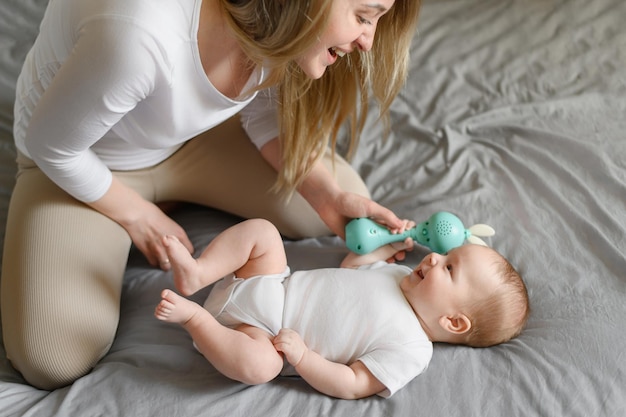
[220,0,422,193]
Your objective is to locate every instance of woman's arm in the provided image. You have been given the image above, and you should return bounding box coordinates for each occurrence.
[273,329,385,399]
[87,177,194,270]
[23,17,167,202]
[23,18,193,269]
[260,138,404,238]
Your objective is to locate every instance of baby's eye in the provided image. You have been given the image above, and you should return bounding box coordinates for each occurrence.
[446,264,453,271]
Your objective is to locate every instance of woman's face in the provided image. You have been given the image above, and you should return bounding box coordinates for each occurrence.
[296,0,395,79]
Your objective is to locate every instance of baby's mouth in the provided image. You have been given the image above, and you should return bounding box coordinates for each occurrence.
[413,268,424,281]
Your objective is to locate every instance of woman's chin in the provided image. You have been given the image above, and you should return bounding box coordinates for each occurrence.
[304,67,326,79]
[297,59,328,80]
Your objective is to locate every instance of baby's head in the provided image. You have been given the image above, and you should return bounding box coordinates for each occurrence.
[400,244,529,347]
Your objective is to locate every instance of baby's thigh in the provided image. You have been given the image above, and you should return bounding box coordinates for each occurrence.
[236,324,284,377]
[236,323,275,342]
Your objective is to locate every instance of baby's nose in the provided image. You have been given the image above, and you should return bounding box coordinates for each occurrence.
[428,253,442,266]
[419,253,437,273]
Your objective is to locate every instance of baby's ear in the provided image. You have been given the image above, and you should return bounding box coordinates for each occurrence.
[438,314,472,335]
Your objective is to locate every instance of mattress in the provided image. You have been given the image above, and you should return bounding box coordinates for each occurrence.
[1,0,625,415]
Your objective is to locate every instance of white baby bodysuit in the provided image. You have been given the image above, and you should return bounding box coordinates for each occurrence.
[205,261,433,397]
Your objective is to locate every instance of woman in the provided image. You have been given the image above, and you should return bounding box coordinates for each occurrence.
[2,0,420,389]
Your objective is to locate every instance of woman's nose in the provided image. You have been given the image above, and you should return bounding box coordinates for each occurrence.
[357,35,373,52]
[355,27,375,52]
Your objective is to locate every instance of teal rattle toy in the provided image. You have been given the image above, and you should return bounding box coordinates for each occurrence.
[345,211,495,255]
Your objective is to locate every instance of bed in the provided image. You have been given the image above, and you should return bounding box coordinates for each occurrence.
[1,0,625,415]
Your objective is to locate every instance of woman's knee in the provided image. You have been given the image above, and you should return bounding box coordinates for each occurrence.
[321,150,370,199]
[6,320,117,390]
[274,150,370,239]
[1,168,130,389]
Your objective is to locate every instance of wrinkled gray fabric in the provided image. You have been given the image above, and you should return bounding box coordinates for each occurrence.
[1,0,625,415]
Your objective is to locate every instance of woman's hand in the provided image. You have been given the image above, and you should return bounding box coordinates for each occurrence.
[124,202,194,271]
[317,190,405,239]
[87,177,194,271]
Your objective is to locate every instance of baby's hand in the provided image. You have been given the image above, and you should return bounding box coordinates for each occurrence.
[390,236,415,252]
[273,328,307,367]
[397,219,416,234]
[386,235,415,263]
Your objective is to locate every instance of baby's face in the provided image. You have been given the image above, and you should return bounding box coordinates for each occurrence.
[400,245,500,326]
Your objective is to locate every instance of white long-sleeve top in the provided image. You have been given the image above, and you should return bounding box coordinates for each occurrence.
[13,0,279,202]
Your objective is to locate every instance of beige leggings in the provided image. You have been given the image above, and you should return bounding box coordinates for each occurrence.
[0,117,369,390]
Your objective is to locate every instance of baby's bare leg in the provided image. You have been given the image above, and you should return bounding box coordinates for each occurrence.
[165,218,287,296]
[155,290,283,384]
[163,235,207,296]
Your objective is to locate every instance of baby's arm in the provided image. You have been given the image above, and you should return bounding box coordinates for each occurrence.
[273,329,385,399]
[340,237,414,269]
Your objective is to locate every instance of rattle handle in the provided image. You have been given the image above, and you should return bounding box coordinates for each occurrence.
[345,218,417,255]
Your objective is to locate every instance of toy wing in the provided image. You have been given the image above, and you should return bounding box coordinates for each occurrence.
[468,224,495,237]
[466,223,495,246]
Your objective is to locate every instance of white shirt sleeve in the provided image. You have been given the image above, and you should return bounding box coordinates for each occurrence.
[22,18,168,202]
[238,86,280,150]
[359,339,432,398]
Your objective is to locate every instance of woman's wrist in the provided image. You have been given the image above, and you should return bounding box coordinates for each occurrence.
[297,162,342,211]
[86,177,151,228]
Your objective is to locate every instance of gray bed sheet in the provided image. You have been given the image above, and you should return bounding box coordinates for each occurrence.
[1,0,625,416]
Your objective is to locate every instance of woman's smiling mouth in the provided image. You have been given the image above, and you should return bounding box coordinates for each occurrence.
[329,47,346,58]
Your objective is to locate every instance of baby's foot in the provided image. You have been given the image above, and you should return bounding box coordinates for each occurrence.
[163,235,203,295]
[154,289,199,325]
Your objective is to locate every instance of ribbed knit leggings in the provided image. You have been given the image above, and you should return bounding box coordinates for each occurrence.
[0,117,369,390]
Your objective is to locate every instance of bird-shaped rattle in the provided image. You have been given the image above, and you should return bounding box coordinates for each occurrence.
[345,211,495,255]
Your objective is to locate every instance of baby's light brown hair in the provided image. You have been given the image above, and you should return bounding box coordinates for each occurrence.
[461,250,530,348]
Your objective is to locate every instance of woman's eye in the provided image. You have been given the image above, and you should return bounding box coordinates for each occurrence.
[357,16,372,25]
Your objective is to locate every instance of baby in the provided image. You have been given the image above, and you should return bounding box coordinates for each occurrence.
[155,218,529,399]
